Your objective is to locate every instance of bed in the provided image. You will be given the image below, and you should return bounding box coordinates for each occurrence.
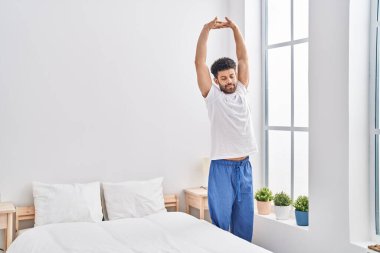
[8,195,271,253]
[7,180,272,253]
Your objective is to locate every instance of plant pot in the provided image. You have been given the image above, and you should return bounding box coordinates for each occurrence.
[256,200,271,215]
[295,210,309,226]
[274,205,291,220]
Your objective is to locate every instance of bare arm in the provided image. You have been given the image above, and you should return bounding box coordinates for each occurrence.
[195,18,225,97]
[225,17,249,87]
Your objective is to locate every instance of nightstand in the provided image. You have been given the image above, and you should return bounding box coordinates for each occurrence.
[0,202,15,250]
[184,187,208,220]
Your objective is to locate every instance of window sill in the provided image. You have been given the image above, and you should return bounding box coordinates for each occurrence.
[254,212,309,231]
[351,241,379,253]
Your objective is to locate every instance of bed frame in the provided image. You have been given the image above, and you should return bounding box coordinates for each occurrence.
[15,194,179,235]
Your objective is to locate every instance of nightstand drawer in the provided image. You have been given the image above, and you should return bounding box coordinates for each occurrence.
[186,194,208,210]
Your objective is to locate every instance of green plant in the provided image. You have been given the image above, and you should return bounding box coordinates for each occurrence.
[273,191,292,206]
[293,195,309,212]
[254,187,274,202]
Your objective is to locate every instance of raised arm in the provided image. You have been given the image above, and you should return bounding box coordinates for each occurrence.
[225,17,249,87]
[195,18,225,97]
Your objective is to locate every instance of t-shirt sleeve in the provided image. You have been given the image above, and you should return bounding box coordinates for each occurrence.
[204,84,219,103]
[237,81,248,94]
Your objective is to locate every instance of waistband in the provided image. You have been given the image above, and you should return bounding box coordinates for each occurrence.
[211,156,250,166]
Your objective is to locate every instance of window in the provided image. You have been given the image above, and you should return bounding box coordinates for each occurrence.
[371,0,380,237]
[263,0,309,199]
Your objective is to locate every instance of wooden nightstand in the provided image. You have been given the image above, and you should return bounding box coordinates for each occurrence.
[184,187,208,220]
[0,202,15,251]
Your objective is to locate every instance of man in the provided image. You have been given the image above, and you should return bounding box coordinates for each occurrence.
[194,17,258,242]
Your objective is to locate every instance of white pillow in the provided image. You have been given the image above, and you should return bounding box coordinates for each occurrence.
[33,182,103,226]
[103,177,166,220]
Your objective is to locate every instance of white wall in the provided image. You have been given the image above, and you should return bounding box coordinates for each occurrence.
[349,0,370,244]
[251,0,370,252]
[0,0,235,206]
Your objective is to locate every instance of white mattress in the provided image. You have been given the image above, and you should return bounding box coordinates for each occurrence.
[8,212,271,253]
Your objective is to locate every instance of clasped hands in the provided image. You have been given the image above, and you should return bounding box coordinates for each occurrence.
[204,17,237,30]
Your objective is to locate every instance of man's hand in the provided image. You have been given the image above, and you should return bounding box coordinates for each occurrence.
[223,17,237,29]
[204,17,227,30]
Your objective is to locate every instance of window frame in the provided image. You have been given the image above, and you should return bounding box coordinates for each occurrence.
[262,0,309,199]
[370,0,380,242]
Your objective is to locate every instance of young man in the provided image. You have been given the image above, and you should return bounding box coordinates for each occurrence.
[194,17,258,242]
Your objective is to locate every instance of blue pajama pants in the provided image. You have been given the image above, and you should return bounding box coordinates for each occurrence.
[207,157,254,242]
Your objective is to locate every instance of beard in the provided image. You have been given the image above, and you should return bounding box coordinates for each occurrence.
[220,82,237,94]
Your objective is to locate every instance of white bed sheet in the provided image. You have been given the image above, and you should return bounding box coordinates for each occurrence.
[8,212,271,253]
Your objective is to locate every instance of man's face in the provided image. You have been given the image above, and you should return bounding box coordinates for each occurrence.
[214,68,237,94]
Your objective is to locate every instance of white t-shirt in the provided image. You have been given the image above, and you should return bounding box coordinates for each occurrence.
[205,81,258,160]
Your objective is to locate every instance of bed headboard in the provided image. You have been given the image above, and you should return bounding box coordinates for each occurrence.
[15,194,179,233]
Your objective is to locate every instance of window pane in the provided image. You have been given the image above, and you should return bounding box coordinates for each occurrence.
[294,132,308,198]
[268,46,291,126]
[268,130,291,195]
[294,0,309,40]
[294,42,309,127]
[268,0,291,45]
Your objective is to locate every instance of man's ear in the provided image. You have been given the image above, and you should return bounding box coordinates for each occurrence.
[214,78,219,85]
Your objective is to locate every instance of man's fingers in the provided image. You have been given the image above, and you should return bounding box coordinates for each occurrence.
[218,23,229,28]
[208,17,218,25]
[214,23,226,27]
[207,17,231,29]
[209,16,233,26]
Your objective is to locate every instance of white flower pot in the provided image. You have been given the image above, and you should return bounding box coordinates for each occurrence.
[274,205,291,220]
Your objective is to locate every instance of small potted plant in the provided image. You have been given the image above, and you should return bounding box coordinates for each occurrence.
[254,187,273,215]
[273,191,292,220]
[293,195,309,226]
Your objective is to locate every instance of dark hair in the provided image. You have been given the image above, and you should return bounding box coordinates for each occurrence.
[210,57,237,78]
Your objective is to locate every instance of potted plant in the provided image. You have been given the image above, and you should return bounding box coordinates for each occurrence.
[273,191,292,220]
[293,195,309,226]
[254,187,273,215]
